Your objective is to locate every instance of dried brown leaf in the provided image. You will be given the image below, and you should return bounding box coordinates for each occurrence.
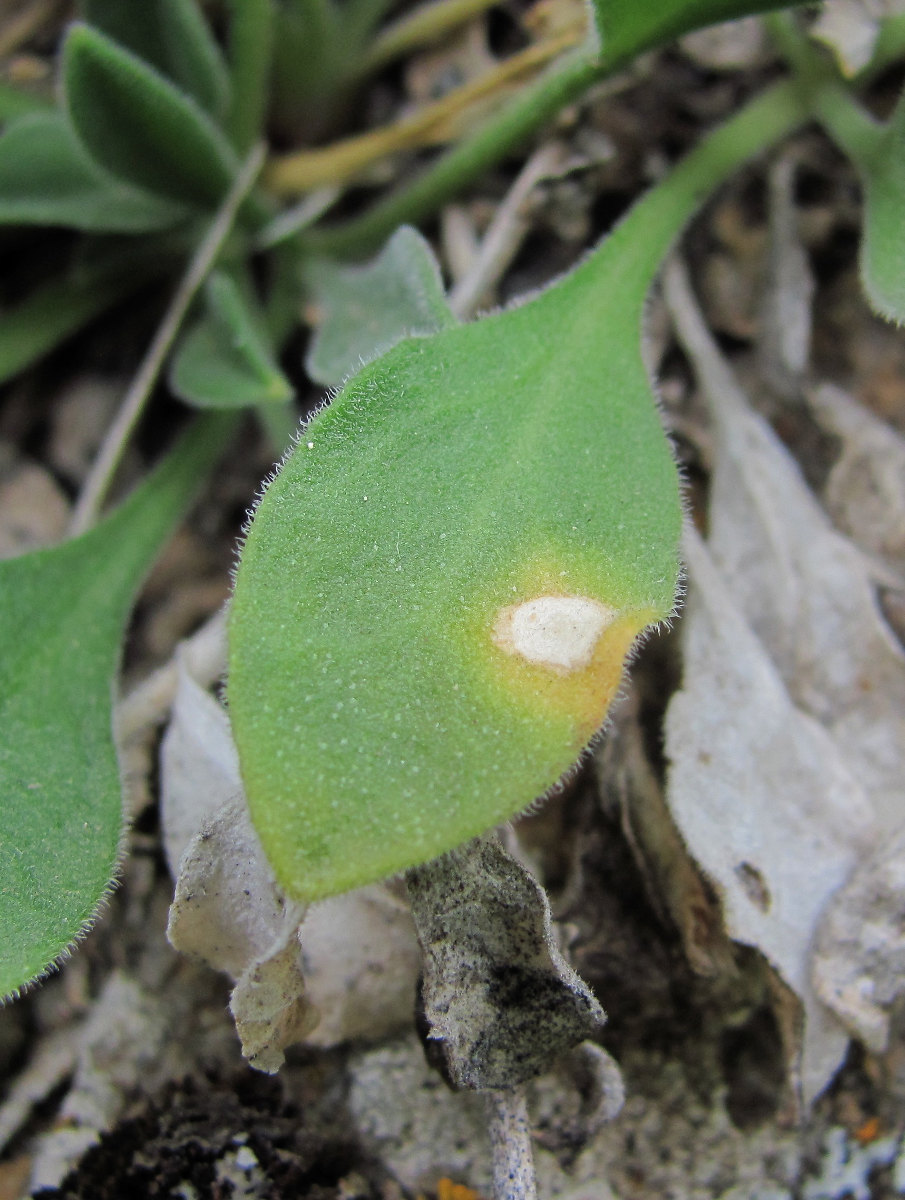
[595,701,733,978]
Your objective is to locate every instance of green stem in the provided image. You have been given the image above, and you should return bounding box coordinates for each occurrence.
[764,10,886,170]
[763,10,822,81]
[808,84,884,170]
[299,49,601,258]
[557,80,809,314]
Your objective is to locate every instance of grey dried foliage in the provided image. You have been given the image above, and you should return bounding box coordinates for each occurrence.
[297,885,421,1048]
[682,261,905,836]
[678,16,768,70]
[160,649,240,876]
[405,834,605,1091]
[759,155,814,396]
[812,823,905,1054]
[663,252,905,1099]
[162,657,312,1071]
[666,527,862,1101]
[167,797,313,1072]
[162,653,421,1061]
[809,381,905,581]
[528,1042,626,1142]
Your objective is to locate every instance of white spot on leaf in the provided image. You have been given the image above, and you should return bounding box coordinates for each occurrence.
[492,594,615,673]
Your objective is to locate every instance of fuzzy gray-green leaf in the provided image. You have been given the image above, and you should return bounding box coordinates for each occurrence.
[171,270,293,408]
[80,0,230,119]
[304,225,454,386]
[62,23,238,208]
[0,111,193,233]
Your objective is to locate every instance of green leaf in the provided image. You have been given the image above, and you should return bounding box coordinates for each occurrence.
[304,225,455,387]
[225,0,274,153]
[232,282,679,903]
[228,83,806,904]
[62,23,239,208]
[853,91,905,322]
[0,414,237,1000]
[592,0,800,64]
[805,79,905,322]
[80,0,230,120]
[0,111,193,232]
[170,270,294,408]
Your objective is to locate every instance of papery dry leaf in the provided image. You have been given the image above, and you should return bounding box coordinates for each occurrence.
[809,381,905,581]
[162,655,421,1055]
[298,885,421,1048]
[679,16,768,70]
[812,823,905,1054]
[166,803,272,979]
[167,797,312,1072]
[665,257,905,837]
[228,937,316,1073]
[405,835,605,1091]
[665,528,869,1102]
[160,651,240,877]
[527,1041,625,1141]
[162,655,310,1071]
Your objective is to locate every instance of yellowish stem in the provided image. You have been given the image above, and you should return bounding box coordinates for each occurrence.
[0,0,60,59]
[265,25,584,195]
